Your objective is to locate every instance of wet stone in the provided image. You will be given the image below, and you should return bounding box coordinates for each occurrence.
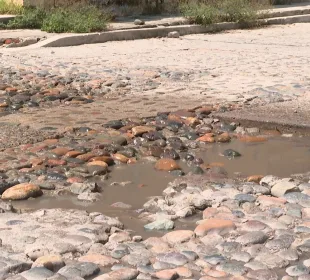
[1,183,42,200]
[144,219,174,231]
[87,165,108,175]
[70,182,97,194]
[46,173,67,181]
[161,148,180,160]
[222,149,241,158]
[104,120,124,129]
[155,159,180,171]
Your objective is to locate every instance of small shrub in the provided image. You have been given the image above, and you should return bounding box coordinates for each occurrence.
[0,0,23,15]
[6,7,46,29]
[42,6,109,33]
[180,0,269,27]
[2,5,110,33]
[180,2,219,25]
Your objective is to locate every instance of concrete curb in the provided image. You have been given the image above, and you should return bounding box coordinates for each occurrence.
[35,14,310,48]
[38,22,242,47]
[0,15,15,24]
[262,7,310,18]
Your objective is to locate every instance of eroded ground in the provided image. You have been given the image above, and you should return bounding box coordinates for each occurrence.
[0,24,310,280]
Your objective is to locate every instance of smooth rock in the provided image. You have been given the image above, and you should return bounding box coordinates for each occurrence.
[32,255,65,272]
[144,219,174,231]
[155,159,181,171]
[1,183,42,200]
[162,230,195,245]
[78,254,118,267]
[271,181,299,197]
[21,267,54,280]
[195,219,236,237]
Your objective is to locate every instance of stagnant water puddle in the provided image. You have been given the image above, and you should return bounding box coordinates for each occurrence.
[11,135,310,237]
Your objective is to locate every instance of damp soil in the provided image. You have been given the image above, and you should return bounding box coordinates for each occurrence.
[12,135,310,237]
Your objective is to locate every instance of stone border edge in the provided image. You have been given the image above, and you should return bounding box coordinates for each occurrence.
[5,14,310,48]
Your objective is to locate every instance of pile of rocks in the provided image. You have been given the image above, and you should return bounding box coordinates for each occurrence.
[0,108,274,202]
[1,107,308,279]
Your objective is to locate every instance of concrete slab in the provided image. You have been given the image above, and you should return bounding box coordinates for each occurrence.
[0,15,15,24]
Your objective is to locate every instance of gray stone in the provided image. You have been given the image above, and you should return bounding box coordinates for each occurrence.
[284,192,310,205]
[235,193,256,203]
[298,275,310,280]
[5,275,27,280]
[245,261,267,270]
[286,264,309,277]
[58,263,99,278]
[137,265,155,274]
[156,252,188,266]
[231,252,251,262]
[216,261,247,276]
[236,231,268,245]
[167,31,180,38]
[278,249,299,261]
[111,247,129,259]
[251,185,270,195]
[181,251,198,261]
[47,274,69,280]
[21,267,54,280]
[298,183,310,191]
[203,254,226,265]
[77,192,101,202]
[0,257,32,279]
[144,219,174,231]
[297,239,310,253]
[93,214,123,229]
[70,182,97,194]
[134,19,145,25]
[255,253,289,268]
[122,253,151,266]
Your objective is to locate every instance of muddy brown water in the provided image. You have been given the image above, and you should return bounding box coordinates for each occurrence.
[12,136,310,237]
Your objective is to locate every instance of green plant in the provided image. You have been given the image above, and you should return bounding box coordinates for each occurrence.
[6,7,46,29]
[42,6,109,33]
[180,2,219,24]
[180,0,269,27]
[1,5,110,33]
[0,0,23,15]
